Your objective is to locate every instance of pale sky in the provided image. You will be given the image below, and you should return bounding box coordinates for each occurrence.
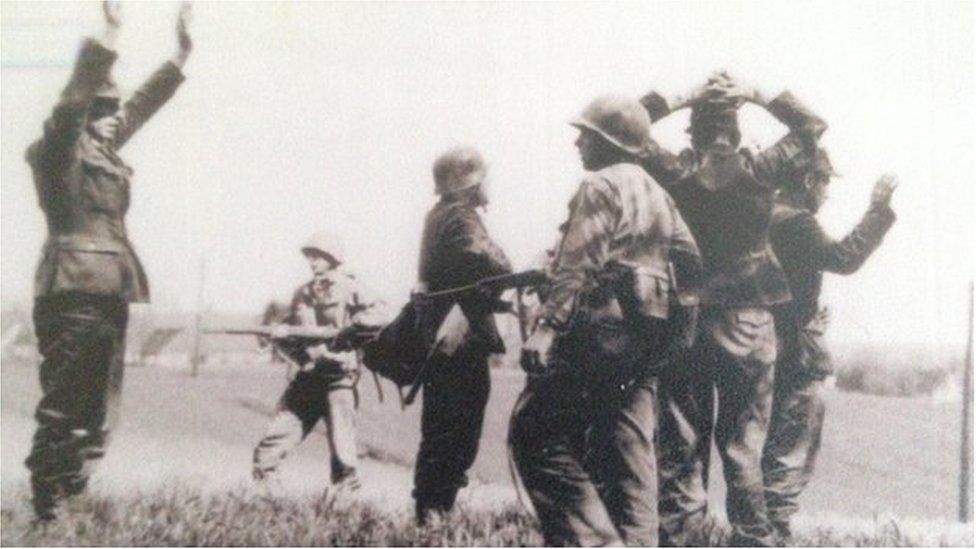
[2,1,973,349]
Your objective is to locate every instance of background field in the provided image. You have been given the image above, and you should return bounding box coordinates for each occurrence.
[1,345,972,546]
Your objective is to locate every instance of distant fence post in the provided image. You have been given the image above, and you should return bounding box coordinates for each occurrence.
[961,281,973,523]
[190,257,207,377]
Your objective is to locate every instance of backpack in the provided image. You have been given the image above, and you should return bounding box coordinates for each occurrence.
[360,299,430,388]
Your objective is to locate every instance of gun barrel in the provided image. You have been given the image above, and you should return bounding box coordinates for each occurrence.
[202,326,340,339]
[421,270,546,299]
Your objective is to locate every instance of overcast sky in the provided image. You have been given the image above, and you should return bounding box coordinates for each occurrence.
[2,1,973,349]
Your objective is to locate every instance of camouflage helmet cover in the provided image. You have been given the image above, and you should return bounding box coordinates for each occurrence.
[301,231,345,264]
[433,146,487,195]
[571,95,654,157]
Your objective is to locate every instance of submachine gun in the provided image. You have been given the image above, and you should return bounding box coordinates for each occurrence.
[203,323,385,398]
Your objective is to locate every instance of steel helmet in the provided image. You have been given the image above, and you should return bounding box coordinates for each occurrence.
[782,147,839,192]
[433,146,487,195]
[301,231,345,264]
[571,95,654,157]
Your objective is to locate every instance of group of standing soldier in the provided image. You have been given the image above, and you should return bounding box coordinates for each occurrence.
[21,2,897,547]
[505,76,896,546]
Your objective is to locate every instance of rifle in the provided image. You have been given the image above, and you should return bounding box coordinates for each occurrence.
[419,269,547,300]
[204,323,382,351]
[203,325,341,340]
[399,269,548,405]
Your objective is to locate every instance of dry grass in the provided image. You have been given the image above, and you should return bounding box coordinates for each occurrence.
[2,484,971,547]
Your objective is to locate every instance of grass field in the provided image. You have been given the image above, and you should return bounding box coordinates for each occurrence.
[1,354,972,546]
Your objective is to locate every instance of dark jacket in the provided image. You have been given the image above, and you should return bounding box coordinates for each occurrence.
[638,91,827,308]
[418,200,512,355]
[27,38,185,303]
[770,198,895,374]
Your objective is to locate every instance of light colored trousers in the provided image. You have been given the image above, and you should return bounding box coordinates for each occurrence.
[252,371,358,483]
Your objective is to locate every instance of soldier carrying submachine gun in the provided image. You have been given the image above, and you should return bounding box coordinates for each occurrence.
[209,232,386,495]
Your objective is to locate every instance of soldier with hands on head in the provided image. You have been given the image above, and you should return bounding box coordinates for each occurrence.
[252,232,385,493]
[638,73,827,546]
[510,95,699,546]
[23,0,192,522]
[762,153,897,541]
[412,147,513,523]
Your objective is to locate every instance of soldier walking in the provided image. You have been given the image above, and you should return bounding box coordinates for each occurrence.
[638,73,827,546]
[413,147,513,522]
[252,232,384,492]
[762,152,897,541]
[23,1,191,522]
[510,95,699,546]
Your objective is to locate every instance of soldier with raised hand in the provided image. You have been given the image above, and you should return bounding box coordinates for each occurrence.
[637,73,827,546]
[762,154,897,541]
[23,0,191,522]
[412,146,513,523]
[252,232,385,494]
[510,95,699,546]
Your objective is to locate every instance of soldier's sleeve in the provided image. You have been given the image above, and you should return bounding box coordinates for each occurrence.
[787,205,896,275]
[638,90,692,185]
[540,175,620,327]
[114,61,186,149]
[28,38,118,170]
[753,91,829,185]
[446,208,513,280]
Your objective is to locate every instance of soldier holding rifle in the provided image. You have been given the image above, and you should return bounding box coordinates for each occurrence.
[250,232,384,494]
[23,0,191,522]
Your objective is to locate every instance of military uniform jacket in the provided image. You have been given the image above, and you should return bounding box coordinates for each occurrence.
[541,162,700,328]
[638,91,827,308]
[418,200,512,355]
[27,38,185,303]
[279,271,382,374]
[770,198,895,373]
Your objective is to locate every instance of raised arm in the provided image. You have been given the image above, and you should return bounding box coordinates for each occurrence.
[638,79,723,184]
[736,82,828,185]
[26,1,120,169]
[775,175,897,275]
[113,2,191,149]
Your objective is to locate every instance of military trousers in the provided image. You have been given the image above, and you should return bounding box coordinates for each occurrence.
[413,350,491,518]
[657,307,778,547]
[252,370,359,484]
[761,365,826,540]
[510,318,667,546]
[26,292,129,518]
